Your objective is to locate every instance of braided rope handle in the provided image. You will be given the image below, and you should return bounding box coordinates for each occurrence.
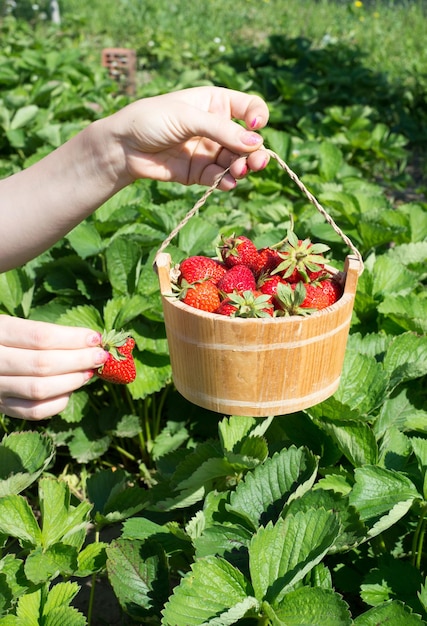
[155,148,364,273]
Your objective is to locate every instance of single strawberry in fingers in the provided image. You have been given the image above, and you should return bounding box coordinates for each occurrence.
[217,265,257,294]
[219,234,259,271]
[178,255,226,285]
[97,330,136,384]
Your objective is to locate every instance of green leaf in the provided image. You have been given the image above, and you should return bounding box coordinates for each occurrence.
[193,523,253,570]
[59,390,89,424]
[334,350,389,415]
[263,587,352,625]
[0,431,55,496]
[349,466,419,535]
[0,495,41,547]
[249,509,340,604]
[66,222,103,258]
[75,542,107,577]
[371,255,419,298]
[106,538,169,620]
[228,446,318,529]
[177,215,219,256]
[383,333,427,390]
[38,478,92,549]
[219,415,260,452]
[0,554,28,615]
[55,305,104,332]
[317,419,378,467]
[285,489,367,552]
[105,237,141,295]
[319,141,344,181]
[161,556,256,626]
[374,387,427,438]
[43,581,81,614]
[0,269,33,316]
[86,469,149,526]
[11,105,39,129]
[151,421,189,460]
[354,600,425,625]
[378,295,427,334]
[121,517,191,557]
[24,544,78,584]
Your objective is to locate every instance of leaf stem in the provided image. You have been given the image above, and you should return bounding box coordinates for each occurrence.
[87,528,100,626]
[412,503,427,569]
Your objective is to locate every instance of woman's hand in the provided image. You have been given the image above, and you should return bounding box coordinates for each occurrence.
[0,316,107,420]
[110,86,270,190]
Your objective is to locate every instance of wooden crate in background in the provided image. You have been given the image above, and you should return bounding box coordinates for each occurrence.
[101,48,136,95]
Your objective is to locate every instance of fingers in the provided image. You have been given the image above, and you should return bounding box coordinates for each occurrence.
[0,315,107,420]
[0,315,101,350]
[0,384,85,421]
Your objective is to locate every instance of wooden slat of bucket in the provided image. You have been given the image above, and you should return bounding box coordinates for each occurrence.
[156,253,360,417]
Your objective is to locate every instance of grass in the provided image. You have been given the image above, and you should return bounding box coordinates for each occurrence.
[58,0,427,81]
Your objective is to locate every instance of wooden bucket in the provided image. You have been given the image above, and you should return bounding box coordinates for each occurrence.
[156,252,361,417]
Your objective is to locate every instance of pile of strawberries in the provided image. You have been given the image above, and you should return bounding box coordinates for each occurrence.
[172,231,343,317]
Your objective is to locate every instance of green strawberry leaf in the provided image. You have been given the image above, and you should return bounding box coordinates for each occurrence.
[0,495,41,547]
[228,446,318,529]
[38,478,92,549]
[0,432,55,496]
[353,600,425,625]
[249,508,340,604]
[24,544,78,584]
[263,586,352,625]
[106,538,169,620]
[349,466,420,538]
[161,555,256,626]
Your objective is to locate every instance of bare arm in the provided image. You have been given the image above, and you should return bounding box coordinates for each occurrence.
[0,86,269,272]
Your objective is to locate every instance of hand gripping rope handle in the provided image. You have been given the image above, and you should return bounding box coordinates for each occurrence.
[154,148,364,274]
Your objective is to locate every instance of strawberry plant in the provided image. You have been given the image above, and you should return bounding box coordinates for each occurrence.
[0,8,426,626]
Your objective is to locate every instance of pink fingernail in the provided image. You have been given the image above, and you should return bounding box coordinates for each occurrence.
[88,332,102,346]
[240,164,248,177]
[241,131,262,146]
[85,370,95,381]
[250,116,261,129]
[94,350,109,366]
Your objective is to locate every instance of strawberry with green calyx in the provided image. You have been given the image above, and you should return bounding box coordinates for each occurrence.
[253,246,283,278]
[275,281,316,317]
[273,230,330,283]
[177,279,221,312]
[178,255,226,286]
[216,290,274,318]
[217,264,256,294]
[218,234,259,271]
[96,330,136,384]
[300,278,343,310]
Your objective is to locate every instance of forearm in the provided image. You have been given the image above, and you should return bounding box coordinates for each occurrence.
[0,117,130,273]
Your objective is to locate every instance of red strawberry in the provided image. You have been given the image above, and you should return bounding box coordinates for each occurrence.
[219,234,259,271]
[217,265,257,294]
[259,274,285,297]
[273,231,329,283]
[181,280,221,312]
[215,297,238,317]
[300,278,342,310]
[179,255,226,285]
[96,330,136,384]
[253,246,283,277]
